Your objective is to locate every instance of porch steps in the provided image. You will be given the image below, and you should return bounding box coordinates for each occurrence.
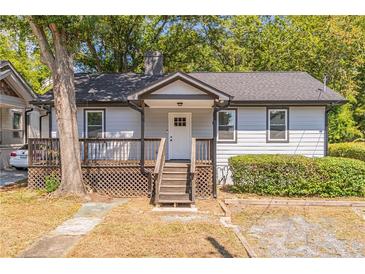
[157,162,193,206]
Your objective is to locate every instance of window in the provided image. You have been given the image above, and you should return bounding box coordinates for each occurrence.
[12,112,21,138]
[217,109,236,142]
[85,110,104,138]
[267,108,288,142]
[174,117,186,127]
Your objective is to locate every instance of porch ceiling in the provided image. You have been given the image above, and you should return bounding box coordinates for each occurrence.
[144,99,214,108]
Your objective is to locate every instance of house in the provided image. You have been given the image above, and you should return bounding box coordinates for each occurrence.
[29,52,346,205]
[0,61,44,170]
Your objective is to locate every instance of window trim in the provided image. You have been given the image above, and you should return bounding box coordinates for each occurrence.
[84,109,106,138]
[266,107,289,143]
[12,111,22,139]
[217,108,237,143]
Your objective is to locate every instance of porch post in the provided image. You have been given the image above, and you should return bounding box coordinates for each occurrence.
[212,107,218,198]
[141,100,145,169]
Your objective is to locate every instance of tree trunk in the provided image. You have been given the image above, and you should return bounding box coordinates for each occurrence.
[28,19,85,196]
[53,63,85,196]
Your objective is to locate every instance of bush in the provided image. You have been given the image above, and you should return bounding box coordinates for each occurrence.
[228,154,365,197]
[329,142,365,162]
[44,173,60,193]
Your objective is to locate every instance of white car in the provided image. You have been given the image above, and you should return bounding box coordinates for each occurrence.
[9,144,28,169]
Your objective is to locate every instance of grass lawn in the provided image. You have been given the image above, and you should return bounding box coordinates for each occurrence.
[230,204,365,257]
[68,198,248,258]
[0,188,81,257]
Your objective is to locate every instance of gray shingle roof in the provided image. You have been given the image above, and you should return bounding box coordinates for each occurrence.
[190,72,344,102]
[36,71,345,104]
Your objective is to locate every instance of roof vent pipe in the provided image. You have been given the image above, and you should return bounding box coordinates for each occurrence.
[144,51,163,76]
[323,75,327,93]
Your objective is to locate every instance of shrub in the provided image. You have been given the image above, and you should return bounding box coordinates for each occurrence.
[228,154,365,197]
[44,173,60,193]
[329,142,365,162]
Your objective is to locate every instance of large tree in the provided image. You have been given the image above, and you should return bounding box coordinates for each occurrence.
[1,15,364,144]
[28,16,86,196]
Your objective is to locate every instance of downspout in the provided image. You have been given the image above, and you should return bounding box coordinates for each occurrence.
[324,100,346,156]
[127,100,146,173]
[25,108,34,142]
[212,98,232,198]
[39,107,50,139]
[49,107,52,138]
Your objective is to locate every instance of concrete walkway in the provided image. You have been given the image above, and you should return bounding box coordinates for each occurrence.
[19,199,127,258]
[0,169,27,186]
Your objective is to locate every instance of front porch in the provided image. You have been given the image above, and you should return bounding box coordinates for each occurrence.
[28,137,214,203]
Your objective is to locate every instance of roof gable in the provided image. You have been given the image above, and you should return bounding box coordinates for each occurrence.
[127,72,232,101]
[0,61,36,101]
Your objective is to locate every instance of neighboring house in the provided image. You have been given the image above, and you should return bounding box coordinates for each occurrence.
[0,61,45,169]
[29,52,346,205]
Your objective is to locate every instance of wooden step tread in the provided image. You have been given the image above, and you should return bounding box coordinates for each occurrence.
[164,163,189,167]
[160,184,188,187]
[161,178,187,181]
[158,200,193,204]
[163,171,188,174]
[159,192,189,195]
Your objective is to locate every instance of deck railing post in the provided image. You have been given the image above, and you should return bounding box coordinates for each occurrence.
[28,138,33,167]
[83,139,88,165]
[190,138,196,203]
[212,108,218,198]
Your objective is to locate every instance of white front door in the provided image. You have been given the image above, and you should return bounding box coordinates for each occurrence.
[168,112,192,159]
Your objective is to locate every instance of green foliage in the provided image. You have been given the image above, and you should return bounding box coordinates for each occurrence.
[228,154,365,197]
[0,16,50,94]
[0,15,364,139]
[44,173,60,193]
[329,142,365,161]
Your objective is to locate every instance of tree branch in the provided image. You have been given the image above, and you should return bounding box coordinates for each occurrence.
[86,37,102,72]
[27,17,55,70]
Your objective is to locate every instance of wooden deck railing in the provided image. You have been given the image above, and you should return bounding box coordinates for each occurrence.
[29,138,160,167]
[153,138,166,204]
[196,138,213,165]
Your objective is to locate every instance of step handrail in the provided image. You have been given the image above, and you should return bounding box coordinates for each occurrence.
[190,138,196,202]
[153,138,166,204]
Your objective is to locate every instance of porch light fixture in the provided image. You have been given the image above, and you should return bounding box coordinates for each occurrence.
[177,102,183,107]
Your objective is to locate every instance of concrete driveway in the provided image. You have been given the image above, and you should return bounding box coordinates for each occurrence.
[0,169,28,186]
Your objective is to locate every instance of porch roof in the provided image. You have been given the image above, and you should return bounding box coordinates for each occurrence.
[33,71,346,105]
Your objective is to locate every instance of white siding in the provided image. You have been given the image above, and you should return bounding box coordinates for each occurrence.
[153,80,206,95]
[217,106,325,183]
[51,107,141,138]
[28,109,40,138]
[145,108,213,139]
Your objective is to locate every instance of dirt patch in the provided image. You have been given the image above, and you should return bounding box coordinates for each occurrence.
[0,188,81,257]
[67,198,247,258]
[231,205,365,257]
[219,188,365,202]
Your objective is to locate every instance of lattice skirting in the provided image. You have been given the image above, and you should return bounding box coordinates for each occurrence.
[28,165,214,198]
[195,165,214,198]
